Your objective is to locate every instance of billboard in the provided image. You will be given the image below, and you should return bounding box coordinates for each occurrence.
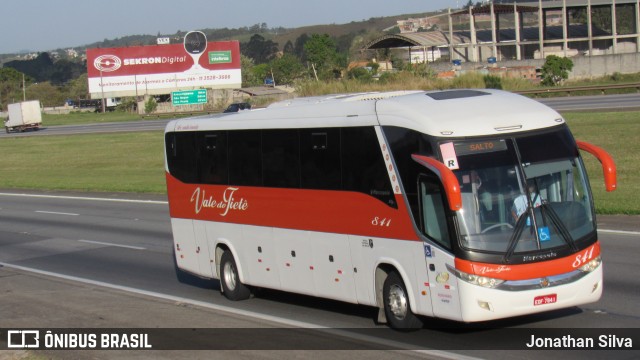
[86,36,241,98]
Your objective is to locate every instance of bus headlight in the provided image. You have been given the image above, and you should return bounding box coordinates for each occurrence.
[578,256,601,273]
[453,268,505,288]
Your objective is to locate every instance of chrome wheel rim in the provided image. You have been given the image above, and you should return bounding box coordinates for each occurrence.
[388,284,408,320]
[223,261,237,291]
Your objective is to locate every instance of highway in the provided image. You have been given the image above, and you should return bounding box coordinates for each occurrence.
[0,93,638,139]
[1,93,639,358]
[536,93,640,112]
[0,190,638,359]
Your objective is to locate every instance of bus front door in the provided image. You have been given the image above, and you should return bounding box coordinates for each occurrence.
[419,175,462,320]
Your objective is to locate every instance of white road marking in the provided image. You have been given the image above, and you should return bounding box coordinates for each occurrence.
[0,192,168,205]
[0,262,481,360]
[78,239,146,250]
[35,210,79,216]
[599,229,640,236]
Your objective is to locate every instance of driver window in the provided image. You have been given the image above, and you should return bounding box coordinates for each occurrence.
[419,176,451,249]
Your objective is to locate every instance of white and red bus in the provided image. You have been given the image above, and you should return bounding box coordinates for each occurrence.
[164,89,616,329]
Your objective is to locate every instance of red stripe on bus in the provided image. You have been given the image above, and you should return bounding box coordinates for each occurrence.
[454,242,601,281]
[166,173,420,241]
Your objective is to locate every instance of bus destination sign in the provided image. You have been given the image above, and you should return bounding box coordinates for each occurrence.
[454,139,508,156]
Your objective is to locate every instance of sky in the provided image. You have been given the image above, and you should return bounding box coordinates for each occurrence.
[0,0,460,54]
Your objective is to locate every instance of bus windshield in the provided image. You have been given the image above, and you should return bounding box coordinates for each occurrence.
[445,127,595,255]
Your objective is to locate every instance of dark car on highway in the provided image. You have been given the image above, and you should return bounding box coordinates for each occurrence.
[223,102,251,113]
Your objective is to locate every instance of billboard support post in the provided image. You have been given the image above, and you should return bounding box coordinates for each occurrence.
[100,68,105,113]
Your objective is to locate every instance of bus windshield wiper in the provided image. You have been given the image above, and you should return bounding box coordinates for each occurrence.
[539,203,579,252]
[502,212,528,264]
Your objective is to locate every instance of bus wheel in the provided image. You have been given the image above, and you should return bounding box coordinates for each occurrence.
[220,251,251,301]
[383,271,423,330]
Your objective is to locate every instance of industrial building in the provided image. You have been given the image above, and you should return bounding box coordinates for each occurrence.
[365,0,640,64]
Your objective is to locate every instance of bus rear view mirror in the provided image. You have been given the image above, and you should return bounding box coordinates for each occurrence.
[576,141,617,192]
[411,154,462,211]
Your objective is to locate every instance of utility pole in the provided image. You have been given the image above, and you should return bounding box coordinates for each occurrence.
[270,68,276,87]
[22,73,26,101]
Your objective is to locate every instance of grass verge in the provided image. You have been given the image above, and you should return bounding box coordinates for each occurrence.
[0,132,165,193]
[565,111,640,215]
[42,111,142,126]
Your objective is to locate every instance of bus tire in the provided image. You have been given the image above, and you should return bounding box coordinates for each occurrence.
[383,271,423,330]
[220,251,251,301]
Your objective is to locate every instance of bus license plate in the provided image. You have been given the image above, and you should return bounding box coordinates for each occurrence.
[534,294,557,306]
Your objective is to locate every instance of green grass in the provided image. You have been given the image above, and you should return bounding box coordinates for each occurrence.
[42,111,142,126]
[564,111,640,215]
[0,111,638,214]
[0,132,166,193]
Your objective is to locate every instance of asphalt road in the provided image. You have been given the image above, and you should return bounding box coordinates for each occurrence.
[0,117,172,138]
[536,93,640,112]
[0,190,638,359]
[0,93,638,139]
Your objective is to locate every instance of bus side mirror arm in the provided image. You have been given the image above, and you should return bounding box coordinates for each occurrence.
[576,140,617,192]
[411,154,462,211]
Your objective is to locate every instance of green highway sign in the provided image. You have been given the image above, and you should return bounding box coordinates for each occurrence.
[172,89,207,106]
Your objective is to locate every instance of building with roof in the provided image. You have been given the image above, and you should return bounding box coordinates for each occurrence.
[366,0,640,64]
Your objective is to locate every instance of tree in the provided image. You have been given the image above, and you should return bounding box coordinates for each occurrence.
[49,59,86,85]
[283,40,294,55]
[347,67,373,82]
[293,33,310,62]
[26,82,65,107]
[4,52,54,82]
[241,34,279,64]
[241,54,260,87]
[269,54,306,85]
[303,34,341,80]
[252,63,271,85]
[144,96,157,114]
[67,74,89,100]
[116,97,138,113]
[0,67,32,110]
[4,52,85,85]
[541,55,574,86]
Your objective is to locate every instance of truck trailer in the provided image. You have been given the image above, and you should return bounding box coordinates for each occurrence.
[5,100,42,133]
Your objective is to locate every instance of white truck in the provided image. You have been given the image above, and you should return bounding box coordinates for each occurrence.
[5,100,42,133]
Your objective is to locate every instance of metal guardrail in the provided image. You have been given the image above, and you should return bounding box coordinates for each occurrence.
[141,111,217,119]
[516,82,640,96]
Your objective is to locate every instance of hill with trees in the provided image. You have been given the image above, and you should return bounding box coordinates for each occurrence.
[0,11,437,109]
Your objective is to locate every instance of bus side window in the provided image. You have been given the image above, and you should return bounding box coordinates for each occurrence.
[419,175,451,249]
[197,132,228,185]
[229,130,262,186]
[300,128,341,190]
[342,127,396,208]
[262,129,300,188]
[166,132,198,184]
